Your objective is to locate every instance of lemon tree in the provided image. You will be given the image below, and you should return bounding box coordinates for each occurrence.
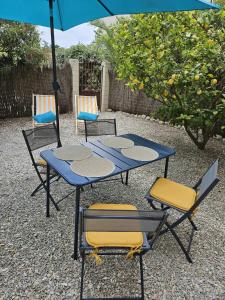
[98,6,225,149]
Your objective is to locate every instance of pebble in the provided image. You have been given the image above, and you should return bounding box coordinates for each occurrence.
[0,113,224,300]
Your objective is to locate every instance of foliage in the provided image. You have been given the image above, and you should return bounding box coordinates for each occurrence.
[55,43,103,65]
[96,6,225,149]
[91,20,118,64]
[0,21,48,68]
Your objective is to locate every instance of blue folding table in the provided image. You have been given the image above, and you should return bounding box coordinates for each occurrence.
[41,134,175,259]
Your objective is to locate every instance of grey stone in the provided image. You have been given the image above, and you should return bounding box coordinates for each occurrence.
[0,112,224,300]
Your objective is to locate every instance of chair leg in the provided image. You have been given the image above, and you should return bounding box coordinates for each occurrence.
[165,222,193,263]
[139,255,145,300]
[188,217,198,231]
[187,227,195,255]
[31,182,44,196]
[125,171,129,185]
[33,178,60,211]
[56,175,61,182]
[120,173,124,184]
[147,199,158,210]
[80,252,85,300]
[76,121,78,135]
[31,175,60,196]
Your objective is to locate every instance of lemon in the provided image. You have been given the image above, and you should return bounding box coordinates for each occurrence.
[211,79,217,85]
[207,39,214,46]
[194,75,200,81]
[168,79,174,85]
[208,74,214,78]
[197,90,202,95]
[139,82,144,90]
[163,90,169,97]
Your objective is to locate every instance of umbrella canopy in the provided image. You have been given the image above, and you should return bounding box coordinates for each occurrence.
[0,0,219,146]
[1,0,218,31]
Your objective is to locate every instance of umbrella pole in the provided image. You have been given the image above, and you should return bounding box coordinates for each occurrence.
[49,0,62,147]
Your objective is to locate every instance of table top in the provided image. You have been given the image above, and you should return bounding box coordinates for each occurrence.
[40,134,175,187]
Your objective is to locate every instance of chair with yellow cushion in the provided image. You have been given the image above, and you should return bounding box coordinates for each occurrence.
[79,203,167,300]
[22,124,62,213]
[145,160,219,263]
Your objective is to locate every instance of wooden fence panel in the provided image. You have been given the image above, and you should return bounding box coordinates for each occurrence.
[0,64,72,119]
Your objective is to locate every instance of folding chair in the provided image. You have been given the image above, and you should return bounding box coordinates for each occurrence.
[74,95,98,133]
[145,159,219,263]
[22,124,61,212]
[79,203,168,300]
[32,94,56,127]
[84,118,117,142]
[84,118,126,185]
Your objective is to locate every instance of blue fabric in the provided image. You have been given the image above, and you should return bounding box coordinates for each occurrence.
[77,112,98,121]
[0,1,219,31]
[33,111,56,123]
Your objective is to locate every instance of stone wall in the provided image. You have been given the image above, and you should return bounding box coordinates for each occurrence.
[108,71,159,115]
[0,63,72,119]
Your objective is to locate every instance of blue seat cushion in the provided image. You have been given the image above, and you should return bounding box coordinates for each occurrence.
[33,111,56,123]
[77,112,98,121]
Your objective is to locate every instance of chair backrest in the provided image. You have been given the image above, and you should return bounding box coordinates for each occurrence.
[75,95,98,117]
[32,94,56,116]
[84,119,117,141]
[195,159,219,200]
[80,208,167,247]
[22,123,59,153]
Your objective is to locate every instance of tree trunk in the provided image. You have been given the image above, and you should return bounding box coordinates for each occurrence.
[184,125,211,150]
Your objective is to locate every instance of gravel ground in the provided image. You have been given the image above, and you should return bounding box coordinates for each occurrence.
[0,112,225,300]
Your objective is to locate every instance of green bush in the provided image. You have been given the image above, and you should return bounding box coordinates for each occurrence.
[0,21,48,68]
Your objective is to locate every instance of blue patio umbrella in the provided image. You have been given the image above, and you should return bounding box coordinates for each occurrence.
[0,0,219,145]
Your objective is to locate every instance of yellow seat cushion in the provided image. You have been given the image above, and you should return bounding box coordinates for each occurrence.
[150,178,197,211]
[37,158,47,166]
[85,203,143,248]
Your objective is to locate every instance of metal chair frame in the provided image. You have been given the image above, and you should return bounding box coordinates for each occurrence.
[145,159,219,263]
[79,208,168,300]
[84,118,117,142]
[22,123,68,213]
[84,118,128,185]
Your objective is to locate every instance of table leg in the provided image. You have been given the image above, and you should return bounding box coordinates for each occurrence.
[73,186,81,260]
[46,163,50,218]
[164,157,169,178]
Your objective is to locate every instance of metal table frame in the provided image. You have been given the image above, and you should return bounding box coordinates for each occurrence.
[41,134,175,260]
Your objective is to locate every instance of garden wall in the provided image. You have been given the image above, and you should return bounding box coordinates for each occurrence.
[0,64,72,119]
[108,71,159,115]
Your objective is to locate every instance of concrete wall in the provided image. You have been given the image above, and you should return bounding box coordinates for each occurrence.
[69,59,79,113]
